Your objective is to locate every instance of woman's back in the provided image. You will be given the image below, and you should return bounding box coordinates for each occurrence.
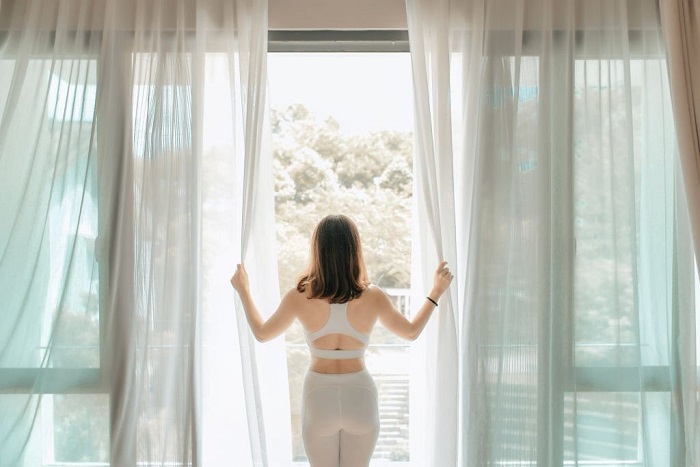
[293,285,383,374]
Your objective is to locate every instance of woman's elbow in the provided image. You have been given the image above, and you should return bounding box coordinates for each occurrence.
[406,328,421,341]
[253,330,272,343]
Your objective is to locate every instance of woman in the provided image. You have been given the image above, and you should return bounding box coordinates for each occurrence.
[230,214,453,467]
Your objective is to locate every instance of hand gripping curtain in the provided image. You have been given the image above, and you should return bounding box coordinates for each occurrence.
[0,0,291,465]
[659,0,700,463]
[406,0,696,465]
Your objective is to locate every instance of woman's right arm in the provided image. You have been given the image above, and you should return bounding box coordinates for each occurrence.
[231,263,298,342]
[376,261,453,341]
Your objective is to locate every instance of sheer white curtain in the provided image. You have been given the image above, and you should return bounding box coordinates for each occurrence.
[0,0,290,465]
[405,0,460,465]
[407,0,697,465]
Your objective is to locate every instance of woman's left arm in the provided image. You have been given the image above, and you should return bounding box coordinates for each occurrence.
[230,263,297,342]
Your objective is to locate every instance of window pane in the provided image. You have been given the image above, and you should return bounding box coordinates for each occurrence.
[0,59,100,369]
[563,392,669,466]
[573,60,675,367]
[51,394,109,464]
[0,394,109,466]
[268,52,414,463]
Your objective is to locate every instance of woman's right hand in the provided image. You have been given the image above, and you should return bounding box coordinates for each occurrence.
[230,263,250,295]
[430,261,453,300]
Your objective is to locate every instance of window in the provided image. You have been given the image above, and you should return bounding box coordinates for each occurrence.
[268,51,414,464]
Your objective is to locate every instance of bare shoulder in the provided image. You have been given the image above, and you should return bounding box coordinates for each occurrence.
[362,284,381,300]
[274,287,304,316]
[280,286,323,317]
[281,286,307,305]
[362,284,392,307]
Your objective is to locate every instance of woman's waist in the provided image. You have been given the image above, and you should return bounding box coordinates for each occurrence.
[303,366,376,395]
[308,355,365,375]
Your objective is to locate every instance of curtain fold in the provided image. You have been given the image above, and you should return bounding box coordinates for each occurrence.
[0,0,290,465]
[406,0,697,465]
[659,0,700,463]
[405,1,460,465]
[227,0,293,465]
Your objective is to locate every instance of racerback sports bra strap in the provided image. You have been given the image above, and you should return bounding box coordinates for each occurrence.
[304,302,370,360]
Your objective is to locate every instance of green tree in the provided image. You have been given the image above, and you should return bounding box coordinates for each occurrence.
[272,104,413,294]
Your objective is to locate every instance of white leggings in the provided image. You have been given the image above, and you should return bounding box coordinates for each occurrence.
[302,369,379,467]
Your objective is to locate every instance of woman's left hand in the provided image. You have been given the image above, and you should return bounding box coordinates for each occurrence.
[430,261,454,299]
[230,263,250,294]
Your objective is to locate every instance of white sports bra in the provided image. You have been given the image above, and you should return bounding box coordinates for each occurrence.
[304,302,370,359]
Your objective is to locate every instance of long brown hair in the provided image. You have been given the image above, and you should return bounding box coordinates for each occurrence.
[297,214,370,303]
